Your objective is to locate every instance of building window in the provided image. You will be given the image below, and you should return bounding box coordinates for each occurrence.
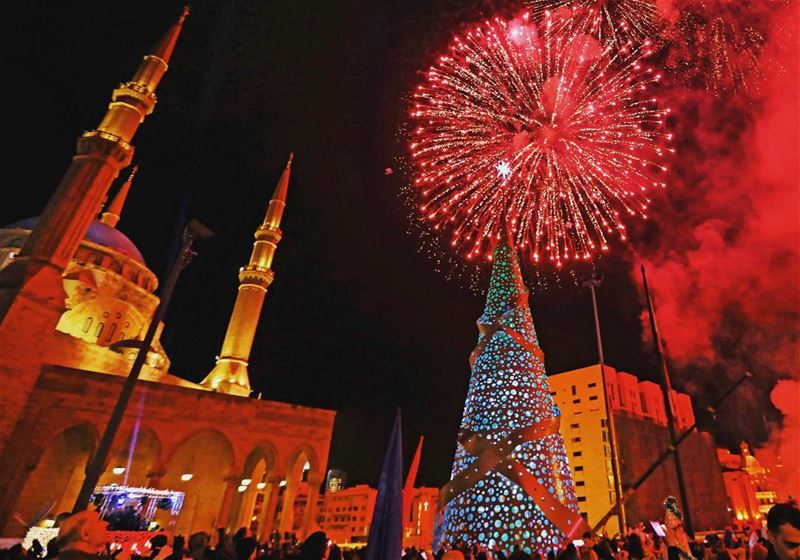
[577,497,587,503]
[589,395,598,401]
[576,481,585,487]
[570,423,580,429]
[571,385,577,396]
[573,399,581,404]
[601,419,607,427]
[95,322,104,338]
[602,431,608,442]
[588,382,597,388]
[574,466,584,472]
[550,391,557,397]
[106,323,117,342]
[83,317,93,333]
[572,437,581,443]
[573,451,582,457]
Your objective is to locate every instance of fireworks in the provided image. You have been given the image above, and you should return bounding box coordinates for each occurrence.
[666,0,775,95]
[408,10,671,269]
[529,0,659,49]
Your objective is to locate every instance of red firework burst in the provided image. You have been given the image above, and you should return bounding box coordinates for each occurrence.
[529,0,659,48]
[408,10,671,268]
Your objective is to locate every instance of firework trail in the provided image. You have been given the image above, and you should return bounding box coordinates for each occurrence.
[408,10,671,269]
[529,0,659,49]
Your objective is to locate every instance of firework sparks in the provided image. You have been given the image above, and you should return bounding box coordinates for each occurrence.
[408,10,671,269]
[666,0,777,95]
[529,0,659,49]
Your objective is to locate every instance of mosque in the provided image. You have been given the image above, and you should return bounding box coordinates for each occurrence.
[0,9,334,540]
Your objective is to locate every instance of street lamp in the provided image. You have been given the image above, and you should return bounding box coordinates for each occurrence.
[582,277,627,533]
[72,220,214,512]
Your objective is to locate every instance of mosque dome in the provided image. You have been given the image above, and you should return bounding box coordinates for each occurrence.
[4,217,145,264]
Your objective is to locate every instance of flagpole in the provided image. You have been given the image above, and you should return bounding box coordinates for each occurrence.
[640,266,694,537]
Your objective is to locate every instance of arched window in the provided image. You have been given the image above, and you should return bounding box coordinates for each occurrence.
[83,317,93,333]
[106,323,117,342]
[95,322,104,338]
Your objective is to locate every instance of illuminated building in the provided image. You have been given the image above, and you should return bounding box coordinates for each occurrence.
[401,437,438,550]
[0,9,333,539]
[717,443,778,527]
[326,469,347,495]
[403,487,438,551]
[320,485,377,547]
[439,243,585,553]
[548,364,731,533]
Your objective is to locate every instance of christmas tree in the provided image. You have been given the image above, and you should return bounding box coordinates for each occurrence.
[439,243,586,552]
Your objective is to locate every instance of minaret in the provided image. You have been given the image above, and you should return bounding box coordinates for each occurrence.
[100,166,138,228]
[0,7,189,322]
[201,154,294,396]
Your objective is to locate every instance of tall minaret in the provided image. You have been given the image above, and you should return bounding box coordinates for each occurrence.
[0,7,189,323]
[201,154,294,396]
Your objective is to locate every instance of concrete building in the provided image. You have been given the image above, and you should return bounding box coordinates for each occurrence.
[0,10,333,540]
[320,485,377,547]
[717,443,778,528]
[548,364,731,534]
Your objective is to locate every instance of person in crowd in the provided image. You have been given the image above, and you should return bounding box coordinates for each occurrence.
[509,544,531,560]
[54,511,109,560]
[594,535,614,560]
[557,544,579,560]
[28,540,44,559]
[44,539,59,560]
[326,544,341,560]
[148,534,172,560]
[627,533,646,560]
[765,503,800,560]
[580,533,599,560]
[164,536,185,560]
[188,533,210,560]
[663,497,692,560]
[296,532,328,560]
[7,545,26,560]
[233,537,257,560]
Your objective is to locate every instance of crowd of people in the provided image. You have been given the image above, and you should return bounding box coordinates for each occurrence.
[428,503,799,560]
[0,503,797,560]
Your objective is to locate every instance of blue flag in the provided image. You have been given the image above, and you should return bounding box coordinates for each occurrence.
[366,409,403,560]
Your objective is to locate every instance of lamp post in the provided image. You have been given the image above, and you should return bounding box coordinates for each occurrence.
[73,219,214,512]
[583,277,626,534]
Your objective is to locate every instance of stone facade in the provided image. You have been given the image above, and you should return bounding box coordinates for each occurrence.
[0,365,334,539]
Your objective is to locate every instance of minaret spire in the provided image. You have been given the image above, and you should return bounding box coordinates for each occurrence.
[201,155,294,396]
[0,6,188,322]
[100,166,138,228]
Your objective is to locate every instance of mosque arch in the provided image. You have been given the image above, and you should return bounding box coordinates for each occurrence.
[97,427,161,488]
[275,444,321,538]
[285,444,319,484]
[160,429,234,535]
[13,423,98,532]
[229,443,280,536]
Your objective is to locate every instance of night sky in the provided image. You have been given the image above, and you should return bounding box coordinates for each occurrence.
[3,1,797,490]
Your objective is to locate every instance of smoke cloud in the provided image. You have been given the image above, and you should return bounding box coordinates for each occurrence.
[633,0,799,454]
[756,380,800,501]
